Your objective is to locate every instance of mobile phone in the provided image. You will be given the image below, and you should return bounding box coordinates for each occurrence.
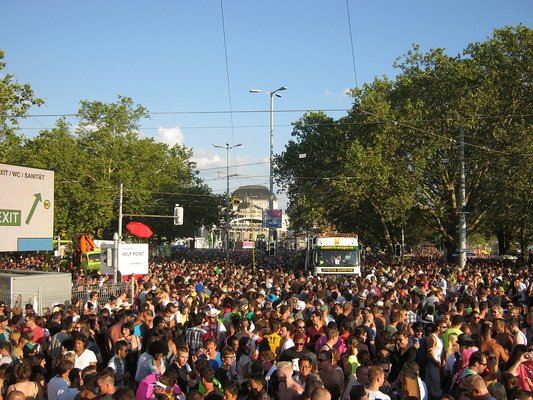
[413,338,419,344]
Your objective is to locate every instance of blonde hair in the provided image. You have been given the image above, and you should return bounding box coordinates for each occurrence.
[445,333,459,359]
[276,361,293,375]
[59,351,76,365]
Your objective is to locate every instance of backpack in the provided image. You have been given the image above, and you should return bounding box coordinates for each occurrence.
[446,352,462,396]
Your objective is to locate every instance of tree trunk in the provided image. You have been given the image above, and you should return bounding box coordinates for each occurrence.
[496,228,511,255]
[444,238,456,263]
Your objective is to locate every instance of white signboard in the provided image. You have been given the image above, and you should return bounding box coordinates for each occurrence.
[101,243,149,276]
[0,163,54,252]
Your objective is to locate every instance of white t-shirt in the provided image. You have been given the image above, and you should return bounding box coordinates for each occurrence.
[73,348,97,369]
[281,337,294,354]
[515,330,527,347]
[367,389,391,400]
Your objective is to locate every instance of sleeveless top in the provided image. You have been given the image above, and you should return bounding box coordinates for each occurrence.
[13,382,38,400]
[429,333,444,363]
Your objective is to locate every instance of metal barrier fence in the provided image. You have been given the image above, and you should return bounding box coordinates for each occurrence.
[71,281,134,307]
[0,281,134,315]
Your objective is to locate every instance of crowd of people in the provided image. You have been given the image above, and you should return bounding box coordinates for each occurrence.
[0,250,531,400]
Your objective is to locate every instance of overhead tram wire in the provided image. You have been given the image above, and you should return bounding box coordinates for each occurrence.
[219,0,242,187]
[21,110,532,158]
[25,109,533,121]
[345,0,358,89]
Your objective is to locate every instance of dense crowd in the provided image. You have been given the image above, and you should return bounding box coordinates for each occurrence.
[0,250,532,400]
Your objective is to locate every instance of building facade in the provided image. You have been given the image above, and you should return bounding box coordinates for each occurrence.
[228,185,288,242]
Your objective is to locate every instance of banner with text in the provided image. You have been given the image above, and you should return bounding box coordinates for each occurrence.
[264,209,282,228]
[0,163,54,251]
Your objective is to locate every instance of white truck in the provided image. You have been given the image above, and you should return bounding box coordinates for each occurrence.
[306,234,361,275]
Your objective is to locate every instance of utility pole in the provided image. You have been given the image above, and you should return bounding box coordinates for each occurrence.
[458,128,467,270]
[118,183,123,241]
[213,143,243,268]
[250,86,287,266]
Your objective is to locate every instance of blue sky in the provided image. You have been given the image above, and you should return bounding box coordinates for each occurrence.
[2,1,532,209]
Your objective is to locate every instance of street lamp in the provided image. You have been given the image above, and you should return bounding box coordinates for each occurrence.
[249,86,287,262]
[213,143,243,267]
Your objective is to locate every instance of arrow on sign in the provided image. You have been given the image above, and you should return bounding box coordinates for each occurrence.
[25,193,42,225]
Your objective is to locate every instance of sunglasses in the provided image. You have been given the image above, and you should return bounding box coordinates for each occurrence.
[295,342,305,346]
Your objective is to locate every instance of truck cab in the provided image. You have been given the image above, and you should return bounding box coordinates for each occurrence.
[80,250,101,273]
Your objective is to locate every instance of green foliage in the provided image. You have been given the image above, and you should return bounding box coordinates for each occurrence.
[276,25,532,256]
[0,50,44,162]
[1,90,221,242]
[0,50,44,139]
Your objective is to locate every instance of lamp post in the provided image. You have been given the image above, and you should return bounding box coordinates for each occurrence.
[249,86,287,262]
[213,143,243,267]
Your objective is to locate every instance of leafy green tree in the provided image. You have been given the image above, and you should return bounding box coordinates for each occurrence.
[0,50,43,162]
[276,111,341,232]
[465,25,533,257]
[277,26,532,259]
[22,118,91,234]
[5,94,221,242]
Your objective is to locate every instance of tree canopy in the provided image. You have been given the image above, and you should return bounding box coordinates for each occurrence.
[1,91,222,243]
[276,25,532,259]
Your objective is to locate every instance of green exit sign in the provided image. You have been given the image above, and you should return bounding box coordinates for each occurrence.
[0,209,22,226]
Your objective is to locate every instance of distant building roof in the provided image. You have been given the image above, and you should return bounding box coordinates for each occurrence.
[232,185,276,201]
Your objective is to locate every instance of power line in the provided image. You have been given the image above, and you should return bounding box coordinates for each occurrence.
[21,112,533,128]
[18,110,533,158]
[360,109,529,157]
[25,108,351,118]
[196,160,269,172]
[345,0,358,88]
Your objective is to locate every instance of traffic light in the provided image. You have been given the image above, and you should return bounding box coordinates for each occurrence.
[394,243,402,257]
[174,204,184,225]
[268,242,276,256]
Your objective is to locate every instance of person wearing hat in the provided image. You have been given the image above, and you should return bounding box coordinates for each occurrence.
[265,293,279,304]
[204,306,226,347]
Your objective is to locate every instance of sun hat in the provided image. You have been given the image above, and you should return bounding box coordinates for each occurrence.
[265,294,279,303]
[205,305,221,318]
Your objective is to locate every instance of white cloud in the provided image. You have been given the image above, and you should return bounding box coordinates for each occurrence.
[324,88,351,100]
[156,126,184,147]
[192,151,224,171]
